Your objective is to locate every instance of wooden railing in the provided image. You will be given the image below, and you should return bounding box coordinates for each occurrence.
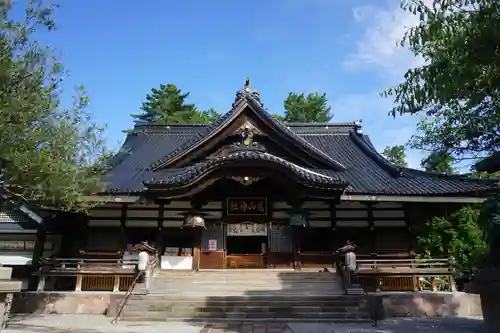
[354,258,455,292]
[112,256,158,324]
[36,257,138,292]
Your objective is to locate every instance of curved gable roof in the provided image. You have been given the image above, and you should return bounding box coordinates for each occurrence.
[146,92,345,171]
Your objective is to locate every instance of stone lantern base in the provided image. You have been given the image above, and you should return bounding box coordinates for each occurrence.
[469,269,500,333]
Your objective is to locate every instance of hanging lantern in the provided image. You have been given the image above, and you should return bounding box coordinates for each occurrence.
[288,212,309,228]
[181,212,206,229]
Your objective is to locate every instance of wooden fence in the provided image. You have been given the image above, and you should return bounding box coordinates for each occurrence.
[36,257,142,292]
[354,258,455,292]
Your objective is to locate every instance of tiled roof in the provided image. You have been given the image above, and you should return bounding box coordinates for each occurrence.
[103,90,495,197]
[475,152,500,173]
[0,186,45,230]
[147,94,345,171]
[0,201,40,231]
[103,120,494,196]
[144,151,346,190]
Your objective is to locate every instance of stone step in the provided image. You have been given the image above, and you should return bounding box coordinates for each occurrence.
[123,299,367,309]
[122,303,368,313]
[155,271,336,275]
[118,316,372,323]
[153,275,339,281]
[125,295,366,303]
[150,282,341,288]
[156,270,336,273]
[146,290,345,295]
[118,311,371,320]
[153,275,339,280]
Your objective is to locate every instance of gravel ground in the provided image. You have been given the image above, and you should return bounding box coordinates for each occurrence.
[4,314,485,333]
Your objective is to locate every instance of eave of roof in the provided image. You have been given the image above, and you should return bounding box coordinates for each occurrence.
[100,118,495,198]
[146,93,346,171]
[475,152,500,173]
[144,151,347,190]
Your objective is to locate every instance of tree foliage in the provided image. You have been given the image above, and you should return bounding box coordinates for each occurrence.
[383,0,500,162]
[283,92,332,123]
[271,114,284,121]
[421,151,456,174]
[417,205,487,270]
[0,1,110,210]
[382,145,408,167]
[128,84,220,129]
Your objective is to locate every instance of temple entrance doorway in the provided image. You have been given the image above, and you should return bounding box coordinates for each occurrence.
[225,222,268,269]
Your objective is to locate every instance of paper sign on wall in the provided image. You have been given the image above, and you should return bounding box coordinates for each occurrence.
[208,239,217,251]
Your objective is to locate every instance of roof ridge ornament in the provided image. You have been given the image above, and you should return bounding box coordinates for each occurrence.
[233,77,263,107]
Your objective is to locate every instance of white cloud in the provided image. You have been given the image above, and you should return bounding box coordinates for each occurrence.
[331,91,425,168]
[331,1,438,169]
[345,2,427,79]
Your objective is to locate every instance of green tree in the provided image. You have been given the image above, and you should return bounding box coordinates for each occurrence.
[382,0,500,163]
[0,1,109,210]
[189,107,220,123]
[131,84,197,125]
[416,206,487,270]
[284,92,332,123]
[271,114,284,121]
[128,84,220,129]
[382,145,408,167]
[421,151,456,174]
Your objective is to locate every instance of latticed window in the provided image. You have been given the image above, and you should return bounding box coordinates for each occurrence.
[268,223,292,253]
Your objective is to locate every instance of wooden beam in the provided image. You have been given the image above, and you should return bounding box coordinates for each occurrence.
[83,193,488,204]
[367,202,375,254]
[119,204,127,229]
[341,194,486,203]
[81,195,140,203]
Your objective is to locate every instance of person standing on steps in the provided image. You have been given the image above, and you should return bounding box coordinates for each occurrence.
[137,246,150,294]
[337,241,357,286]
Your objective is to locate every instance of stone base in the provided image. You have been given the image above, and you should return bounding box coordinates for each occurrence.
[11,291,482,320]
[470,269,500,333]
[12,292,111,315]
[374,292,482,319]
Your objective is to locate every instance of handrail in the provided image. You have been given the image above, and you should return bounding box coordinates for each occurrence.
[334,254,377,327]
[38,257,139,274]
[111,256,158,324]
[111,270,143,324]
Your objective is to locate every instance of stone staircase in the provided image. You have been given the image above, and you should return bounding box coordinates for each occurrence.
[109,269,372,322]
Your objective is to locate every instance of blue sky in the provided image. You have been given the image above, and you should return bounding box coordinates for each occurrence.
[21,0,427,167]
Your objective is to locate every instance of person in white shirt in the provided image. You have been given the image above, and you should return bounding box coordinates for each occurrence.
[137,250,150,294]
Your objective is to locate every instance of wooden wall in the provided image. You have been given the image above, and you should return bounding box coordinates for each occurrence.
[85,199,415,262]
[335,201,409,256]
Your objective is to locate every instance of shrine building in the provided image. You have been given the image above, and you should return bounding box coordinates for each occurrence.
[61,81,495,271]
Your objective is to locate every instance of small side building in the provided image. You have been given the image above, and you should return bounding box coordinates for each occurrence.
[475,152,500,173]
[0,187,58,290]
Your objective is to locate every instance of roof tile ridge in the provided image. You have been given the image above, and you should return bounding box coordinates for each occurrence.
[246,96,346,171]
[401,167,498,183]
[348,130,402,178]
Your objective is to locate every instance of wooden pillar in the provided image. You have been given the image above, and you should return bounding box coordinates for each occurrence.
[404,203,415,257]
[120,204,128,247]
[330,200,337,268]
[157,203,164,263]
[292,228,301,270]
[367,202,375,255]
[288,198,302,270]
[36,275,46,292]
[75,275,83,291]
[28,226,47,290]
[113,275,120,292]
[193,228,202,271]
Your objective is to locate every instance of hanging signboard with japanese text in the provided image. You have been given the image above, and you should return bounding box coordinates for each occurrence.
[226,197,267,216]
[227,222,268,236]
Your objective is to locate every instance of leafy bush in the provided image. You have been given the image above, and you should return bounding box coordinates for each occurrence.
[416,205,487,271]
